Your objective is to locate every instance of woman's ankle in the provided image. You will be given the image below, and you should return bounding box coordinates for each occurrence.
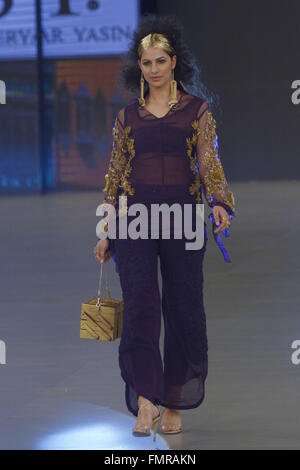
[164,407,181,412]
[138,395,154,407]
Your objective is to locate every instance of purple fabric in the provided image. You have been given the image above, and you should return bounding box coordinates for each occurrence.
[208,211,234,263]
[109,184,208,416]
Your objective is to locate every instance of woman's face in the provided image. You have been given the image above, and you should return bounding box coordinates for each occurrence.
[138,47,176,89]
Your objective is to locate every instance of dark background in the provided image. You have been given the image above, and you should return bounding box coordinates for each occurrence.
[155,0,300,181]
[0,0,299,194]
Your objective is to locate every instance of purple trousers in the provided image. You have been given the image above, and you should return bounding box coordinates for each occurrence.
[109,184,208,417]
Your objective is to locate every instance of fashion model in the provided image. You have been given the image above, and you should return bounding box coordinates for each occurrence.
[94,14,235,442]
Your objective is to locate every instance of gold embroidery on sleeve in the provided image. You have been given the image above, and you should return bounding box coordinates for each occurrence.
[102,118,136,217]
[187,111,235,213]
[200,111,235,212]
[186,120,202,205]
[119,128,135,197]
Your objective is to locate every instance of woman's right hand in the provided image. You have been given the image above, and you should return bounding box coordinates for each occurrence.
[95,238,111,263]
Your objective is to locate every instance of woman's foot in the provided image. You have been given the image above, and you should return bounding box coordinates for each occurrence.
[160,407,182,433]
[132,397,160,433]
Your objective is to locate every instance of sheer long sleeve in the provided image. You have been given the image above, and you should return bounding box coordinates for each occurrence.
[195,102,235,217]
[194,101,235,263]
[102,107,126,207]
[98,108,126,240]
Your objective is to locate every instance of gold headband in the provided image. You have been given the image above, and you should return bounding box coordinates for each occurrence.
[138,33,176,58]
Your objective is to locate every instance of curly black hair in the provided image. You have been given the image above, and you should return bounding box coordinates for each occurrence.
[116,13,220,114]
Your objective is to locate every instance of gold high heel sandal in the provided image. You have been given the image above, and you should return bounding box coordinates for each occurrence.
[132,402,161,442]
[160,408,182,434]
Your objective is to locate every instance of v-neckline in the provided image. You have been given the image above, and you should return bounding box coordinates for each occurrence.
[139,91,184,120]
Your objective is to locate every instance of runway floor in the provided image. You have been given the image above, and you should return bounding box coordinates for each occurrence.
[0,180,299,450]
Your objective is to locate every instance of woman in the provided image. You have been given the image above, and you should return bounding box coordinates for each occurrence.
[94,14,235,442]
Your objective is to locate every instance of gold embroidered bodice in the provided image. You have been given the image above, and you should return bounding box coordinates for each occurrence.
[102,90,235,217]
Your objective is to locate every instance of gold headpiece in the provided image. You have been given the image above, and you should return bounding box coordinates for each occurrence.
[138,33,188,108]
[138,33,176,58]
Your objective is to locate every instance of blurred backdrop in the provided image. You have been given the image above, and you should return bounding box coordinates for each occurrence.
[0,0,299,194]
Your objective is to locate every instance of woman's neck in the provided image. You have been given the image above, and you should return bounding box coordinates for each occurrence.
[146,87,182,106]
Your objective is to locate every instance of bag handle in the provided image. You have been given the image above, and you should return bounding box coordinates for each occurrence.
[96,261,111,309]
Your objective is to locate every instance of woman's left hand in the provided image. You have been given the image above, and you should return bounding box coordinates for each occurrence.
[213,205,230,233]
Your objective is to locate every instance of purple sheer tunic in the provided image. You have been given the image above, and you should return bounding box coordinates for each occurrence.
[102,89,235,262]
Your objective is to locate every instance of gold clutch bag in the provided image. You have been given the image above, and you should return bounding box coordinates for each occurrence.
[80,262,123,341]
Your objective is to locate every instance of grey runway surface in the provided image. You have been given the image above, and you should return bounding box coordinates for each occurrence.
[0,180,299,450]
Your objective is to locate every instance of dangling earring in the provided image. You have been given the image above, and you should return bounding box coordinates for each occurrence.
[139,72,145,107]
[168,68,178,108]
